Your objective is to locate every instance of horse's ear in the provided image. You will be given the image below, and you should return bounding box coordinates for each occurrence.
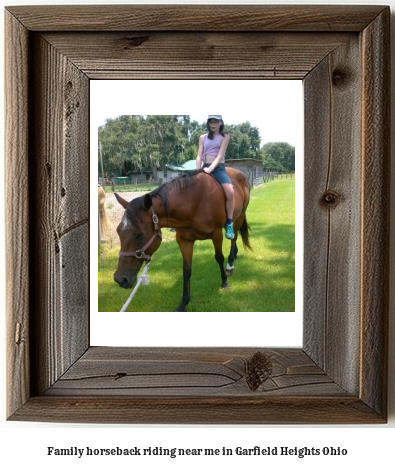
[143,194,152,211]
[114,193,128,209]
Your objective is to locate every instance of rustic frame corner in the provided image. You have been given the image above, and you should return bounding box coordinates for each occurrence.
[5,5,390,424]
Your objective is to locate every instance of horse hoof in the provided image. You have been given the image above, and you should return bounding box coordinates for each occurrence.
[175,306,187,312]
[221,282,230,289]
[226,263,235,276]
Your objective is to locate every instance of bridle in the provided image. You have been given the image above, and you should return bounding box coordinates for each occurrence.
[118,206,163,261]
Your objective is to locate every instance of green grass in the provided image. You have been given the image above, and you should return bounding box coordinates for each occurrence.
[98,178,295,312]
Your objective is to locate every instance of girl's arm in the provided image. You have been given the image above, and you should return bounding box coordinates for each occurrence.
[196,134,205,169]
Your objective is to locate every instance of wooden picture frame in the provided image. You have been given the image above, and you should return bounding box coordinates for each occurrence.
[5,5,390,424]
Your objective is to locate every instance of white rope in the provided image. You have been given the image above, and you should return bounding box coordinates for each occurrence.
[120,262,151,312]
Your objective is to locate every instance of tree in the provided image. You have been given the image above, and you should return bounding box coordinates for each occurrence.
[97,115,268,178]
[98,115,194,177]
[98,115,143,176]
[225,121,261,160]
[261,142,295,172]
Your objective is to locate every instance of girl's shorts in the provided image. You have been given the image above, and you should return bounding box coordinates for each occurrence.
[203,163,232,185]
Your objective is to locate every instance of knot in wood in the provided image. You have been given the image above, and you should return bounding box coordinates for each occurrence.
[246,351,273,391]
[321,190,340,208]
[332,68,349,87]
[123,35,149,49]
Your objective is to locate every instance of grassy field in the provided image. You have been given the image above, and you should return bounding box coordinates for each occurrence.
[98,178,295,312]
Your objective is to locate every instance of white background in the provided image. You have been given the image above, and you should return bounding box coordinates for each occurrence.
[1,1,394,469]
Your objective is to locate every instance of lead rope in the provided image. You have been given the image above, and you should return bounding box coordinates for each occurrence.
[119,261,151,312]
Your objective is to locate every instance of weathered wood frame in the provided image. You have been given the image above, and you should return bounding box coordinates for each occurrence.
[5,5,390,424]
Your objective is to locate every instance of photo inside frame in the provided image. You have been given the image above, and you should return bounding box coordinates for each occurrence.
[90,80,303,347]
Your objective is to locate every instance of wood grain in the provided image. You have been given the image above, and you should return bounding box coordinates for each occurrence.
[46,347,344,397]
[11,347,384,424]
[5,9,31,419]
[360,8,390,418]
[304,34,362,395]
[42,32,352,80]
[5,5,389,424]
[10,395,384,425]
[5,5,386,32]
[29,34,90,395]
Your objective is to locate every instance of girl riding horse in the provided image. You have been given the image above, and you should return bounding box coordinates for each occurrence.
[196,115,235,240]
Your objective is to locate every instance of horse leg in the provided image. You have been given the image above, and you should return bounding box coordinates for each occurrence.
[176,238,194,312]
[226,235,238,276]
[212,231,229,289]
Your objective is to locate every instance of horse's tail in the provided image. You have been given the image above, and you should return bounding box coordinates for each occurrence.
[240,214,252,250]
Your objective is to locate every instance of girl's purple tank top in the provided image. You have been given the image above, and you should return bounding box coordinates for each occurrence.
[203,133,224,162]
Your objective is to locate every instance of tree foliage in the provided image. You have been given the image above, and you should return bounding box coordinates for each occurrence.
[261,142,295,172]
[225,121,261,160]
[98,115,295,177]
[98,115,196,176]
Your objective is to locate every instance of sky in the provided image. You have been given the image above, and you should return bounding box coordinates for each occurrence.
[91,80,303,148]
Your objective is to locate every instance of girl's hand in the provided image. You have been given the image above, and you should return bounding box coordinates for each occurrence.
[204,166,214,174]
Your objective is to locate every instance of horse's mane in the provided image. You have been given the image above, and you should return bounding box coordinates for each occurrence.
[151,168,205,210]
[125,168,204,226]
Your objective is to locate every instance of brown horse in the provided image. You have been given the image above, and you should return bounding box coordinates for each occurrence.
[113,167,251,311]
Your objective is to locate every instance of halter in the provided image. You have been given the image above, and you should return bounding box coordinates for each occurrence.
[118,206,162,261]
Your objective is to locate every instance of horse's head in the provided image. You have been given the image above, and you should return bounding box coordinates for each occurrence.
[113,193,162,289]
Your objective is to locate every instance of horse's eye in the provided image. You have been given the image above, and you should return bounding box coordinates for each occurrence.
[134,232,144,242]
